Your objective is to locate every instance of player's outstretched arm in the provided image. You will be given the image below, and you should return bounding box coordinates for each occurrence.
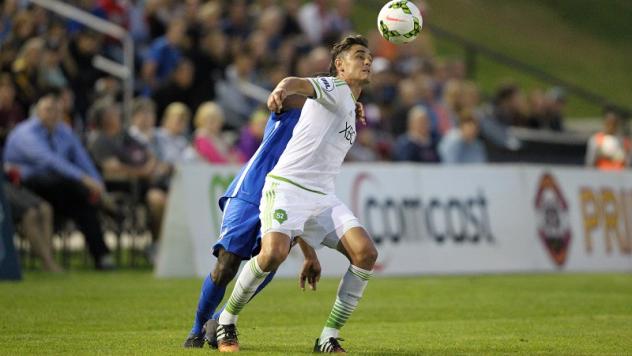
[296,237,321,291]
[267,77,315,113]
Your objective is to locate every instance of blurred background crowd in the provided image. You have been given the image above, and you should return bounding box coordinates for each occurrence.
[0,0,628,270]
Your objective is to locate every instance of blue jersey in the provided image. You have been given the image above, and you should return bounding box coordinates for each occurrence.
[219,109,301,210]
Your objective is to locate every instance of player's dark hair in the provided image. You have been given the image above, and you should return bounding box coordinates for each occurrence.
[329,34,369,76]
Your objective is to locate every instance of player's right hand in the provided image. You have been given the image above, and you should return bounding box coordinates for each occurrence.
[299,257,321,291]
[267,87,287,113]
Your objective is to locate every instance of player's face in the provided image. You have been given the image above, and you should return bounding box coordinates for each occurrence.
[340,45,373,84]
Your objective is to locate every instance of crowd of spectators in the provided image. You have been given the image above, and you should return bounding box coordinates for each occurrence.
[0,0,586,270]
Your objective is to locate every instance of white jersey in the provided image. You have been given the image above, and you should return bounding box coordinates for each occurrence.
[269,76,357,194]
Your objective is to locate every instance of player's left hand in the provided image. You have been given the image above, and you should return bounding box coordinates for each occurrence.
[355,102,366,125]
[299,257,321,291]
[268,87,287,113]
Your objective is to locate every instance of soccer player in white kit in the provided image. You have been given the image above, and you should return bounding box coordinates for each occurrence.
[216,34,377,353]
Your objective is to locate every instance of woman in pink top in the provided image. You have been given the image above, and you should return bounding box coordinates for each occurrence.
[193,101,244,164]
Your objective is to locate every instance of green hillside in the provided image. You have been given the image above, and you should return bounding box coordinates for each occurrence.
[356,0,632,118]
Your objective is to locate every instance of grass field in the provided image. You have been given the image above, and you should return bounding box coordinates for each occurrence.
[1,271,631,355]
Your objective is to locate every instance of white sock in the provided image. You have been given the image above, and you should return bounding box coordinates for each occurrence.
[218,257,269,325]
[320,265,373,343]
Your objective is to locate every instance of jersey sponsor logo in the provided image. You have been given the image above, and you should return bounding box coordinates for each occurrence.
[534,173,571,267]
[319,77,334,92]
[338,121,356,145]
[274,209,288,224]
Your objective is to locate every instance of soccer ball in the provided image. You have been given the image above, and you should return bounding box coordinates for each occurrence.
[377,1,423,44]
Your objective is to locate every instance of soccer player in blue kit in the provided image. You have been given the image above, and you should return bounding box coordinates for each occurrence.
[183,96,365,348]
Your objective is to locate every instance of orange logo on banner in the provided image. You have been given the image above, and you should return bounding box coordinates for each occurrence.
[580,187,632,255]
[534,173,572,267]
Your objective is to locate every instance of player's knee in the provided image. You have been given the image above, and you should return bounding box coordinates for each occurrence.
[363,244,379,266]
[258,246,289,270]
[212,253,241,287]
[353,243,378,269]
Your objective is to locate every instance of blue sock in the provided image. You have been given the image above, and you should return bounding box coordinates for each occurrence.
[212,269,276,320]
[191,274,226,335]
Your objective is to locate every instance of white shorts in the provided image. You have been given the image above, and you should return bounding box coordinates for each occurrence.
[259,175,362,249]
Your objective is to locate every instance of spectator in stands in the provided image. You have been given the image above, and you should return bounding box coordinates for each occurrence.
[129,98,163,161]
[1,9,34,71]
[39,43,68,89]
[439,111,487,164]
[435,79,461,135]
[142,18,187,93]
[93,76,121,107]
[222,0,252,41]
[3,180,62,272]
[325,0,354,43]
[237,108,267,160]
[59,86,77,129]
[11,37,44,114]
[215,48,262,129]
[308,46,331,74]
[87,100,168,246]
[195,1,222,35]
[193,101,244,164]
[477,84,522,151]
[280,0,303,38]
[390,78,422,137]
[0,73,24,149]
[493,84,528,127]
[585,106,629,170]
[156,102,191,165]
[144,0,169,39]
[543,87,566,131]
[298,0,329,45]
[460,80,481,113]
[128,98,174,189]
[3,89,114,270]
[152,58,196,122]
[256,6,285,54]
[526,89,547,129]
[66,30,103,121]
[393,106,440,163]
[347,128,380,162]
[188,30,228,104]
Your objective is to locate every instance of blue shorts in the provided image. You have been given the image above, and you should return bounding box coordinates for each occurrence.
[212,198,262,260]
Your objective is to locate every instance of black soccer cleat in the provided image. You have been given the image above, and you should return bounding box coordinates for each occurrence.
[204,318,219,349]
[183,332,206,348]
[313,337,347,353]
[216,324,240,352]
